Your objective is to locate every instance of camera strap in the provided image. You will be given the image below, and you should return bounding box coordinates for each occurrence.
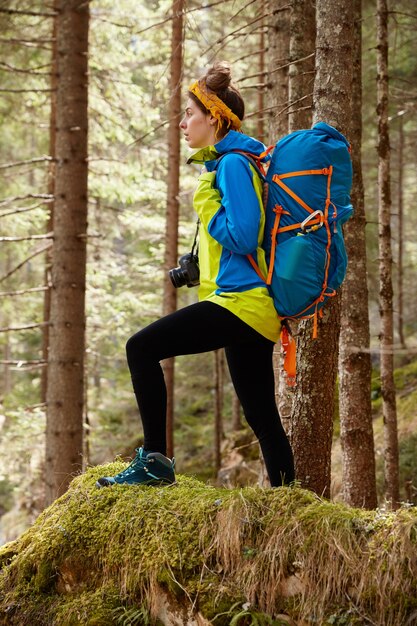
[190,219,200,257]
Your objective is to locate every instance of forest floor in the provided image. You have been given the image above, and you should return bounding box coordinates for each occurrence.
[0,466,417,626]
[332,356,417,505]
[0,360,416,625]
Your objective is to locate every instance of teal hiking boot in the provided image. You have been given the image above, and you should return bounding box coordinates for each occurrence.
[96,447,176,488]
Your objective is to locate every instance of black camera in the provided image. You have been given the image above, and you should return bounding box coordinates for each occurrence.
[169,253,200,288]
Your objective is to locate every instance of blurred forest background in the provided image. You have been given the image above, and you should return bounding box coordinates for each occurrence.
[0,0,416,544]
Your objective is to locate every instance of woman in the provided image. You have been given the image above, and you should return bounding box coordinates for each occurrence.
[97,62,294,489]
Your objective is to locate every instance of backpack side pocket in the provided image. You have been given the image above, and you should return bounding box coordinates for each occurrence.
[271,234,326,317]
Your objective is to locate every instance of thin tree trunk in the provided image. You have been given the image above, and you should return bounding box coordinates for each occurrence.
[339,0,377,509]
[376,0,400,509]
[3,250,12,396]
[397,113,406,350]
[266,0,291,443]
[232,392,241,430]
[41,0,57,404]
[267,0,290,140]
[257,15,266,143]
[45,0,89,505]
[273,342,292,434]
[278,0,315,440]
[290,0,354,498]
[288,0,315,131]
[162,0,184,459]
[214,349,224,474]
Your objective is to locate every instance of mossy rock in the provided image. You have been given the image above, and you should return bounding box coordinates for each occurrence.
[1,464,417,625]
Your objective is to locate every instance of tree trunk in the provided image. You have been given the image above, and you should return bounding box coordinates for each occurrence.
[397,112,406,350]
[3,251,12,397]
[376,0,400,509]
[41,0,58,405]
[162,0,184,459]
[278,0,315,440]
[338,0,377,509]
[232,393,241,430]
[45,0,89,505]
[214,349,224,474]
[266,0,290,140]
[273,342,292,435]
[257,15,266,143]
[288,0,315,131]
[266,0,291,438]
[289,0,354,498]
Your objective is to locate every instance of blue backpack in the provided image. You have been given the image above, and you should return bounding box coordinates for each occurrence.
[244,122,353,338]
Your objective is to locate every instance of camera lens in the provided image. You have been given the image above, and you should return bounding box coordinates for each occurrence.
[169,267,186,288]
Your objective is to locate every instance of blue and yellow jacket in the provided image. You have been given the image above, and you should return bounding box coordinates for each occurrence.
[188,130,280,343]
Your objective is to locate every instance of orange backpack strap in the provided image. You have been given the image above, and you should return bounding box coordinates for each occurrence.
[266,205,287,284]
[246,204,289,285]
[247,253,266,282]
[280,324,296,387]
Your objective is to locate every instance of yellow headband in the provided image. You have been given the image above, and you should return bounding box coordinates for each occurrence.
[189,80,242,133]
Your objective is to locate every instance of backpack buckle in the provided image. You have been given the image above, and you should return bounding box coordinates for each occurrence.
[301,210,324,233]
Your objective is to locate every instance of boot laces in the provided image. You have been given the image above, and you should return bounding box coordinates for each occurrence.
[117,448,149,478]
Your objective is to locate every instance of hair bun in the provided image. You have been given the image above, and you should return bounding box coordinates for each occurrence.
[204,61,232,93]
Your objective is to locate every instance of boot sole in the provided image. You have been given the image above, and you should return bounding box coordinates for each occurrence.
[95,478,177,488]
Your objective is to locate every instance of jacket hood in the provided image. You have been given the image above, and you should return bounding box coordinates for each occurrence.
[187,131,267,170]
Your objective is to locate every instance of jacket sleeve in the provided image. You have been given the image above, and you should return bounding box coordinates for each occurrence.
[193,155,261,255]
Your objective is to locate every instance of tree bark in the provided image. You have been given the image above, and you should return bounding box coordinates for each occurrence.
[397,113,406,350]
[289,0,354,498]
[376,0,400,509]
[257,15,266,143]
[41,0,57,405]
[278,0,315,440]
[3,250,12,397]
[266,0,291,440]
[266,0,290,140]
[45,0,89,505]
[338,0,377,509]
[288,0,315,131]
[232,392,241,430]
[214,349,224,474]
[162,0,184,459]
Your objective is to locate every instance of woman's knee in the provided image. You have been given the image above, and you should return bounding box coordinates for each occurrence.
[126,329,149,365]
[125,324,165,368]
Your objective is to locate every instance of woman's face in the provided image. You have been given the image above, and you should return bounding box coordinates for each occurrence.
[179,98,217,149]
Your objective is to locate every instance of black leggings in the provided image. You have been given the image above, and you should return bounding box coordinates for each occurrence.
[125,301,294,486]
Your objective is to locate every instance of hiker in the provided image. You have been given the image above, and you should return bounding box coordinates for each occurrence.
[96,61,295,489]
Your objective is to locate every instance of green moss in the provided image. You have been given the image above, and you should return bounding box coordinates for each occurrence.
[53,589,122,626]
[1,466,417,625]
[394,359,417,392]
